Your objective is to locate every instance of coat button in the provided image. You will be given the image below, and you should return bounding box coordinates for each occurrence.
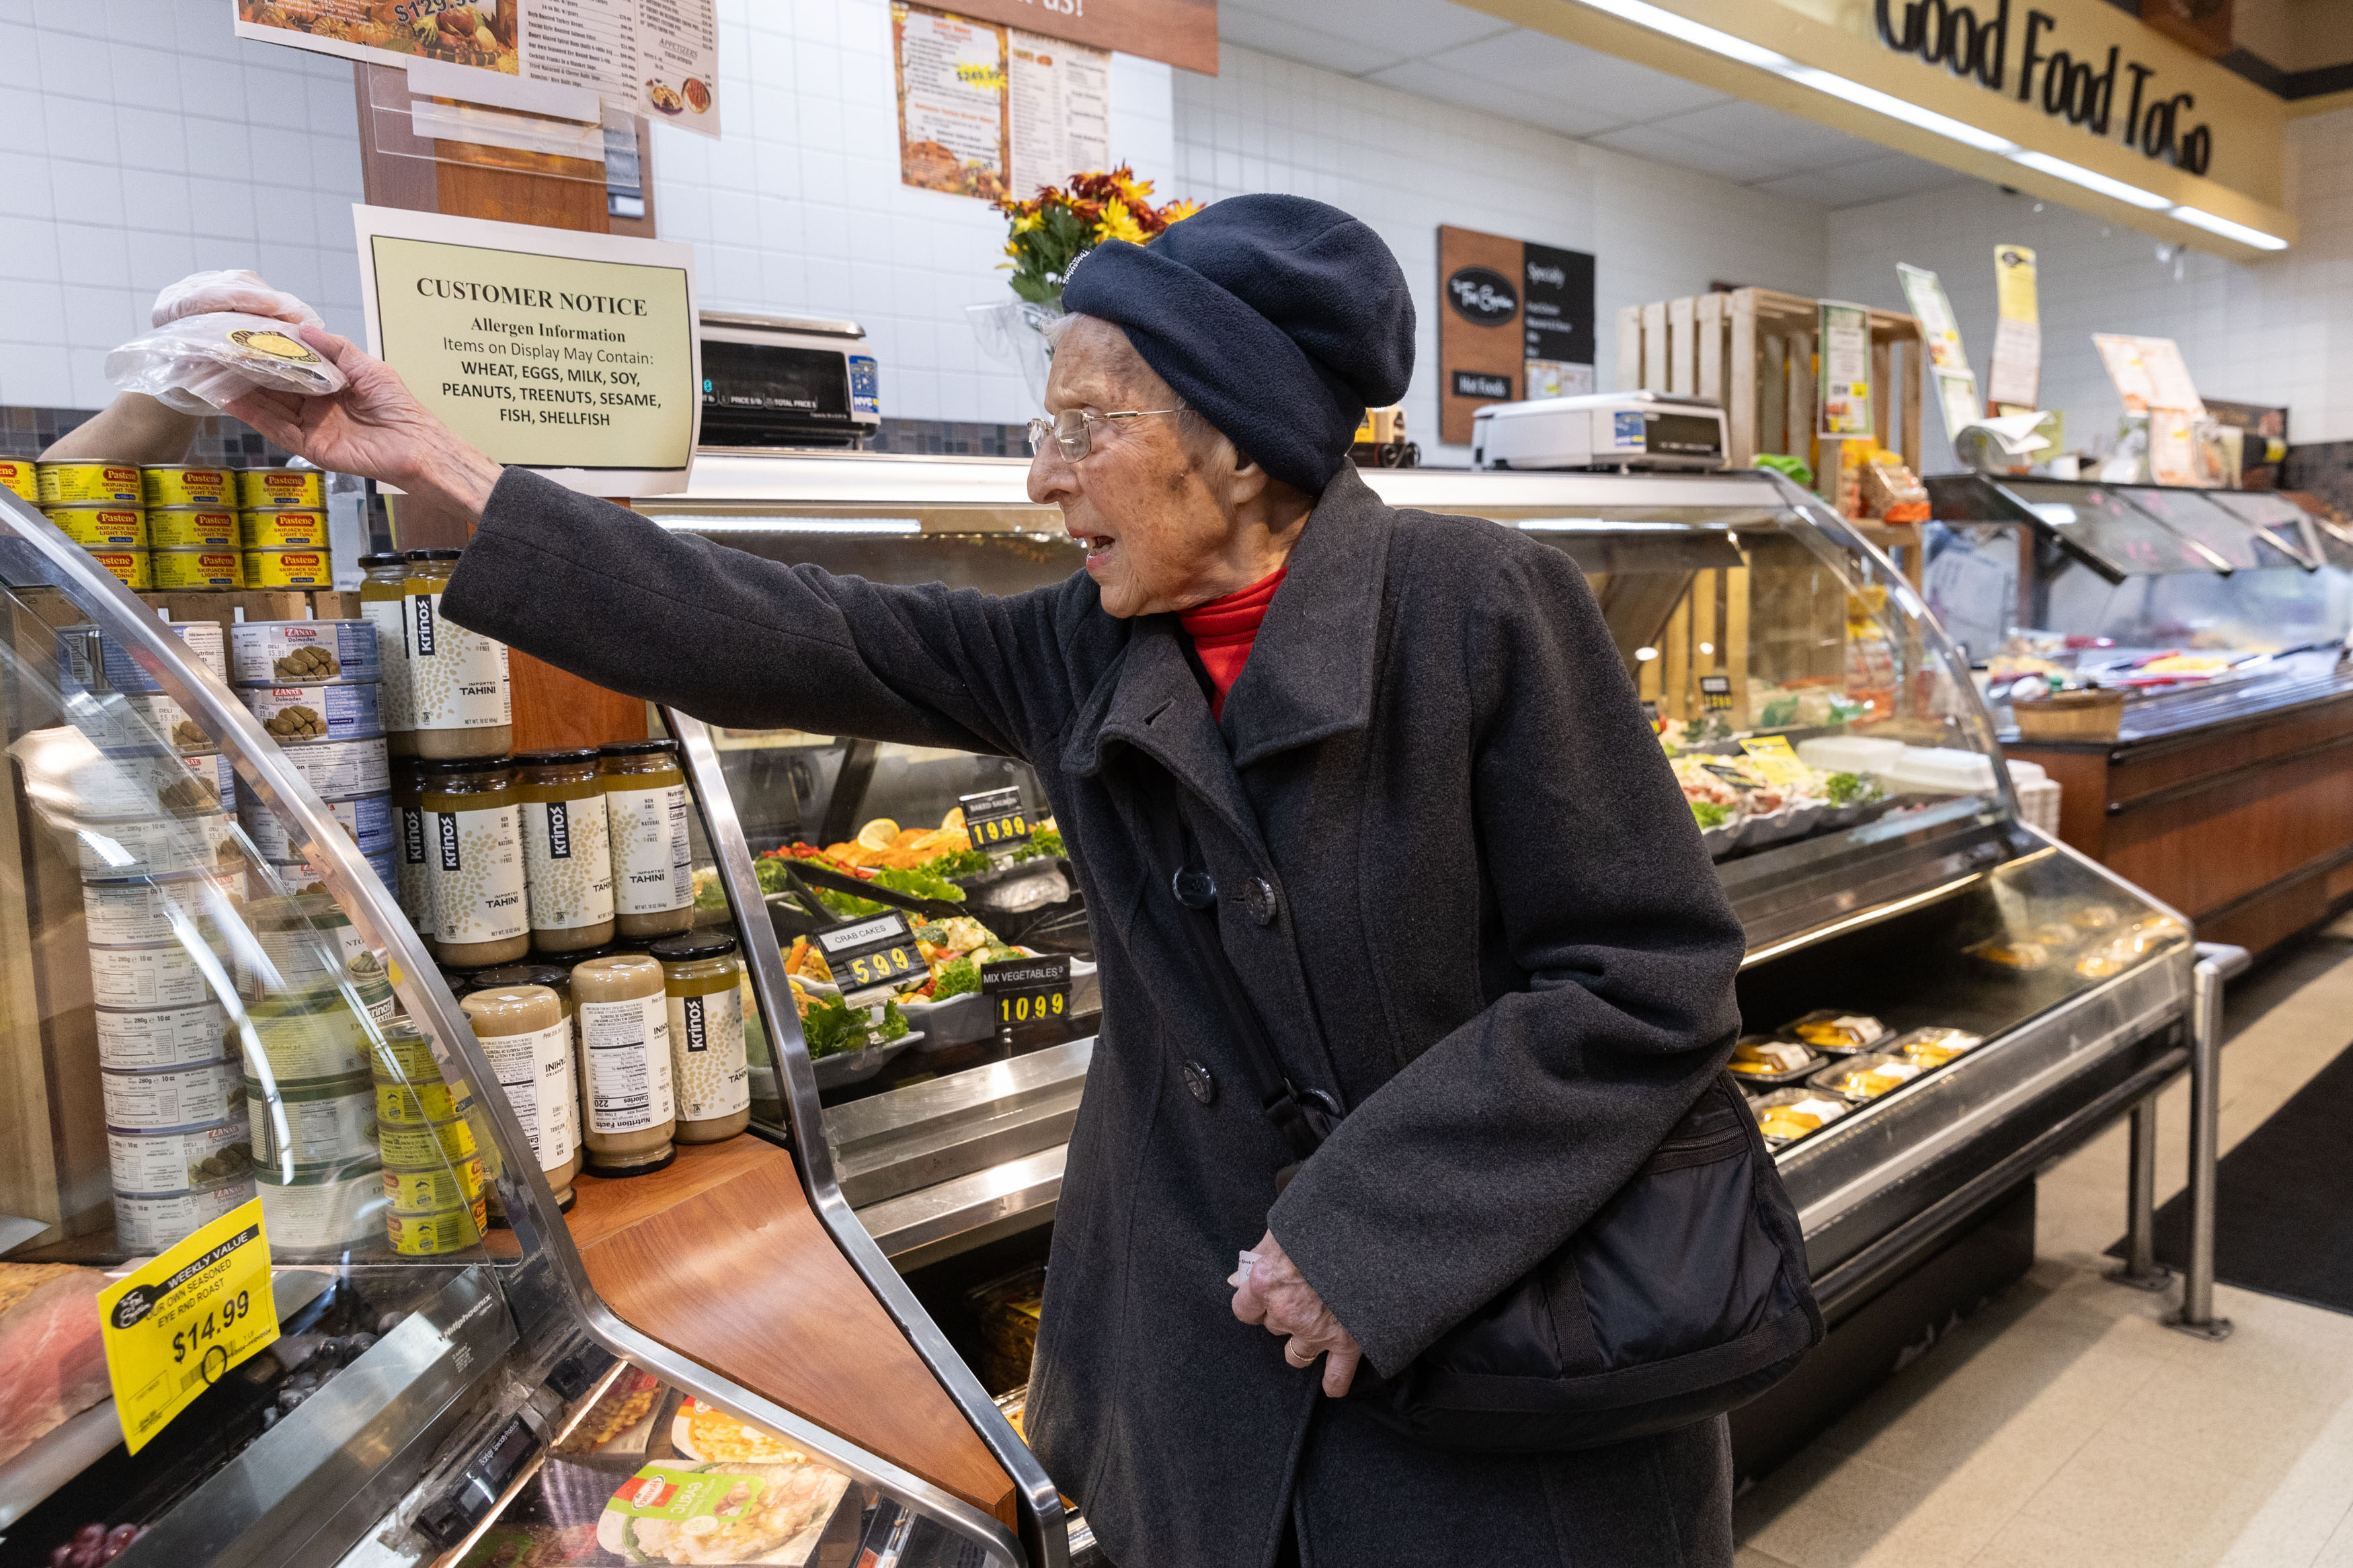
[1244,876,1278,926]
[1172,867,1218,909]
[1182,1060,1216,1104]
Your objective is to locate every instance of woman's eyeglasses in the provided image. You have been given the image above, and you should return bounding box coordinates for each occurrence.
[1025,407,1185,462]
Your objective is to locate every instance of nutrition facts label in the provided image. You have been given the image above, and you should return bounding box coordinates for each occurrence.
[579,994,674,1133]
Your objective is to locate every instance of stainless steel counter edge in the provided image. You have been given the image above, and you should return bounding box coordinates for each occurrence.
[675,714,1070,1568]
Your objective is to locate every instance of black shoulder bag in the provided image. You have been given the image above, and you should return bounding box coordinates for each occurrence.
[1164,831,1822,1455]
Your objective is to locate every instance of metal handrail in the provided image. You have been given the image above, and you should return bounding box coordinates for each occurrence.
[2169,942,2249,1339]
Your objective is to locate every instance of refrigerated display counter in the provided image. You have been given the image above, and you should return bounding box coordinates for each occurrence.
[0,487,1063,1568]
[643,452,2196,1474]
[1926,472,2353,954]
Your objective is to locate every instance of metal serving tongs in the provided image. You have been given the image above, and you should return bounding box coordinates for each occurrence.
[776,860,971,925]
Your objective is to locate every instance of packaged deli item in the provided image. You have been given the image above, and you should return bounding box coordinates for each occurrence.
[151,547,243,590]
[231,620,378,685]
[243,682,382,742]
[143,466,234,507]
[405,548,512,757]
[36,460,141,505]
[1782,1011,1888,1054]
[148,505,239,548]
[1748,1089,1849,1145]
[1810,1052,1924,1102]
[108,1120,251,1192]
[237,466,325,509]
[44,505,145,548]
[1726,1035,1820,1083]
[1890,1027,1983,1069]
[106,317,346,416]
[602,741,693,939]
[1965,938,2051,973]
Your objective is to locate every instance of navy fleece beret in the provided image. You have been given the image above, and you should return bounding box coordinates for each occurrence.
[1060,194,1414,495]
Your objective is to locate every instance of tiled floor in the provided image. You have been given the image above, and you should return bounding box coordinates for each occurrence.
[1736,919,2353,1568]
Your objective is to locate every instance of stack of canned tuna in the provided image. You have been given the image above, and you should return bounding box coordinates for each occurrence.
[237,466,333,590]
[231,618,395,893]
[0,459,337,591]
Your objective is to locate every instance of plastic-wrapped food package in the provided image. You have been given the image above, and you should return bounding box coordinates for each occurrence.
[104,313,346,415]
[150,269,325,332]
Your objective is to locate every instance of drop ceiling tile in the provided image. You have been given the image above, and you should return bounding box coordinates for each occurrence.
[1756,149,1977,206]
[1588,122,1804,184]
[1419,27,1732,121]
[1363,57,1634,138]
[1218,0,1512,72]
[1640,98,1892,167]
[1214,6,1419,77]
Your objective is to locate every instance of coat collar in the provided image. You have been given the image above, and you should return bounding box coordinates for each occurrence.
[1059,463,1394,792]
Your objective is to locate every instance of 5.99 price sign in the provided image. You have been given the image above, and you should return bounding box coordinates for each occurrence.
[815,911,924,1003]
[98,1200,279,1454]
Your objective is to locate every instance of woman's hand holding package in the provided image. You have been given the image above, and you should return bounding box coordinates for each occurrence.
[225,327,502,520]
[1232,1230,1364,1397]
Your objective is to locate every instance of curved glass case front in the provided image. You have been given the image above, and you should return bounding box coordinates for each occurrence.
[0,492,1036,1568]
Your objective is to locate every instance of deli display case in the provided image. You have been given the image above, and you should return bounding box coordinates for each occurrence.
[1925,474,2353,956]
[640,452,2199,1475]
[0,490,1061,1568]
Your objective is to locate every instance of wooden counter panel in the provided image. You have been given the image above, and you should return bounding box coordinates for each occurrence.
[2106,745,2353,919]
[2106,694,2353,807]
[567,1139,1016,1528]
[2008,747,2111,858]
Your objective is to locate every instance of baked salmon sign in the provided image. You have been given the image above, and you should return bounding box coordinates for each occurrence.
[352,205,702,497]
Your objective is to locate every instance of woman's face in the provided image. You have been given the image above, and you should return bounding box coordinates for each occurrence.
[1028,316,1242,618]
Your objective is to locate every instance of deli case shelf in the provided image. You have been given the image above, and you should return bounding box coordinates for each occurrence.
[1924,472,2353,955]
[0,491,1058,1568]
[643,454,2196,1475]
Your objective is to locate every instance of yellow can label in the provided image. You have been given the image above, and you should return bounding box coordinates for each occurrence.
[382,1156,485,1213]
[377,1117,476,1166]
[153,549,244,590]
[242,509,329,549]
[375,1077,475,1124]
[371,1033,440,1083]
[97,1198,278,1455]
[237,469,323,509]
[39,461,141,504]
[245,549,331,589]
[385,1199,486,1255]
[150,507,240,548]
[144,467,234,507]
[46,506,147,548]
[89,550,153,589]
[0,458,35,501]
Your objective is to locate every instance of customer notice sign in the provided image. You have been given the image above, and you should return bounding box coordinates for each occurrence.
[353,206,702,496]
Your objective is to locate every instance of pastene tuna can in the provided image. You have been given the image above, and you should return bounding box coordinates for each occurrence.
[237,467,325,509]
[245,548,332,589]
[0,457,35,501]
[143,466,234,507]
[149,506,240,548]
[153,547,244,590]
[242,509,330,550]
[44,505,145,548]
[38,460,141,504]
[88,550,151,590]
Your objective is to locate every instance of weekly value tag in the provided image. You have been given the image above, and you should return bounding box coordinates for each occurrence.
[99,1198,278,1454]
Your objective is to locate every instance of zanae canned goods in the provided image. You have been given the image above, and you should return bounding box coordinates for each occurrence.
[85,620,226,692]
[87,941,219,1009]
[152,547,244,590]
[95,1001,231,1071]
[102,1059,244,1130]
[244,548,332,589]
[107,1120,250,1192]
[88,550,152,589]
[243,682,381,742]
[63,748,232,820]
[82,872,243,948]
[0,458,35,501]
[114,1176,255,1251]
[44,505,145,548]
[74,810,237,878]
[242,509,329,550]
[280,734,391,796]
[143,466,234,507]
[237,467,325,509]
[230,620,378,685]
[38,460,141,505]
[149,507,239,549]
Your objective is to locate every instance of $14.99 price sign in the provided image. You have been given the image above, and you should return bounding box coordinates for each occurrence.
[98,1199,278,1454]
[983,954,1071,1028]
[815,911,924,1003]
[959,786,1032,851]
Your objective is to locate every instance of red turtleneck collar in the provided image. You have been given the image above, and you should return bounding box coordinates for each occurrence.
[1176,566,1287,720]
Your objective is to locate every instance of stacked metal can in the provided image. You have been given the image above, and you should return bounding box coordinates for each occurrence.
[239,467,332,589]
[64,620,257,1250]
[231,618,397,894]
[145,466,244,590]
[372,1022,488,1254]
[243,993,385,1258]
[34,461,149,589]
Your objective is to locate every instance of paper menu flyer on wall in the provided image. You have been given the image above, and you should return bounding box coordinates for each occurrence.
[638,0,719,136]
[1895,264,1970,378]
[1817,301,1872,440]
[1987,317,2040,412]
[2091,334,2204,418]
[233,0,522,75]
[1007,30,1109,203]
[520,0,639,108]
[893,3,1011,200]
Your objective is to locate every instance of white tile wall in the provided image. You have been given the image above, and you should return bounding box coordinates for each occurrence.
[650,0,1177,425]
[1169,45,1833,465]
[0,0,366,409]
[1826,107,2353,468]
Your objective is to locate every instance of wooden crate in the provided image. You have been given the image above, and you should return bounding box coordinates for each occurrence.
[1616,288,1927,494]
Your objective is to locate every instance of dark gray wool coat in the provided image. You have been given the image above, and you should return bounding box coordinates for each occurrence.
[445,462,1750,1568]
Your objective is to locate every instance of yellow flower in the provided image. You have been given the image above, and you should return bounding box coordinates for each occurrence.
[1160,199,1202,224]
[1094,198,1148,245]
[1012,210,1044,234]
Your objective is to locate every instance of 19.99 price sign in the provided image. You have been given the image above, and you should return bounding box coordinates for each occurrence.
[959,786,1032,851]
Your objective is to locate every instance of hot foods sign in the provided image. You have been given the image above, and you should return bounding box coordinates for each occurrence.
[1875,0,2215,176]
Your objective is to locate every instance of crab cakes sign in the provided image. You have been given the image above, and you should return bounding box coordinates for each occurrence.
[353,206,701,496]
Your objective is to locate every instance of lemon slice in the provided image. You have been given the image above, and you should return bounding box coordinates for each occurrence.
[856,818,901,851]
[941,807,965,830]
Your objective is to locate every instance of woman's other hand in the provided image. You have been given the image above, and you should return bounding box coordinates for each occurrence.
[223,326,502,519]
[1232,1229,1365,1397]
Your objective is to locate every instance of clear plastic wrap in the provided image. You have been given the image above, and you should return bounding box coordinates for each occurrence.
[150,268,326,332]
[105,312,348,415]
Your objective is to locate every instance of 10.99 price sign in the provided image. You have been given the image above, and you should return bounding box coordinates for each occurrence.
[98,1200,279,1454]
[983,954,1071,1030]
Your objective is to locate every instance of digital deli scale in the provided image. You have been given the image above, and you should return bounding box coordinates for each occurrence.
[698,312,881,449]
[1470,390,1727,472]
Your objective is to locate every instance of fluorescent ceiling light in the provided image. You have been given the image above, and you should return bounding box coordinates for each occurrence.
[653,515,922,533]
[1574,0,1785,69]
[2007,150,2170,209]
[1518,517,1689,531]
[2169,205,2289,251]
[1781,66,2017,153]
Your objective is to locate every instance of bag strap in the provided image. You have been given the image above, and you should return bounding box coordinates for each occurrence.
[1149,802,1336,1173]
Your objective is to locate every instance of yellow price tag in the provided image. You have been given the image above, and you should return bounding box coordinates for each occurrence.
[99,1198,278,1454]
[1739,735,1814,792]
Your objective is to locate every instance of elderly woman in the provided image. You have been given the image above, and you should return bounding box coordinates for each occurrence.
[224,195,1749,1567]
